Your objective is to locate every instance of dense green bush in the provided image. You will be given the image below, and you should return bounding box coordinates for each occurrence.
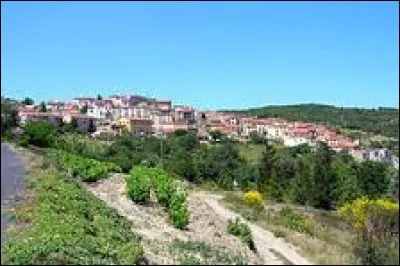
[168,191,190,229]
[125,166,189,229]
[152,168,176,208]
[23,121,57,147]
[18,136,29,147]
[227,217,256,252]
[126,166,152,203]
[1,96,19,136]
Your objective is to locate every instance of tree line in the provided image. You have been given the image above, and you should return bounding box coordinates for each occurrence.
[18,120,399,211]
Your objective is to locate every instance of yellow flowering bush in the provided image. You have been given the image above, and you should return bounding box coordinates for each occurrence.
[339,197,399,231]
[243,190,264,210]
[339,198,399,265]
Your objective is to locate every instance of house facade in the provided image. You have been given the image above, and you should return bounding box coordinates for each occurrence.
[130,118,154,136]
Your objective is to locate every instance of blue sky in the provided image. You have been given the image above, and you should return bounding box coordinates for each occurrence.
[1,1,399,110]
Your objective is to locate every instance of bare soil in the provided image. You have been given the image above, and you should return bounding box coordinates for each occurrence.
[83,174,264,265]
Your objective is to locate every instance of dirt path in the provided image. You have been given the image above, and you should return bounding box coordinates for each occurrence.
[83,174,264,265]
[196,192,313,265]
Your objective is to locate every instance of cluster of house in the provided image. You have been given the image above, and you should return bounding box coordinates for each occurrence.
[17,95,196,137]
[16,94,393,164]
[197,111,360,150]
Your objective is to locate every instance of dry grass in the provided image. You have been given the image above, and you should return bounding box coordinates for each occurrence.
[222,193,356,265]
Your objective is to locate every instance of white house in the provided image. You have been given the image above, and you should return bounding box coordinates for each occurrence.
[87,104,112,119]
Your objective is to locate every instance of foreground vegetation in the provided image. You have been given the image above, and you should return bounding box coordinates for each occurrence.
[170,240,248,265]
[2,147,144,265]
[227,217,256,252]
[340,198,399,265]
[16,120,398,210]
[222,192,399,265]
[223,193,354,264]
[6,119,399,265]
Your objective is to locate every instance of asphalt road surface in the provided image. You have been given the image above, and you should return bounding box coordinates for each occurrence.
[1,143,26,247]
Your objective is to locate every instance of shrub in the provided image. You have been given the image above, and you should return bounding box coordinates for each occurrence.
[170,240,249,265]
[278,206,316,236]
[272,228,287,238]
[52,151,120,182]
[126,166,152,203]
[153,168,176,208]
[18,137,29,147]
[169,191,189,229]
[227,217,256,252]
[23,121,56,148]
[339,198,399,265]
[243,190,264,210]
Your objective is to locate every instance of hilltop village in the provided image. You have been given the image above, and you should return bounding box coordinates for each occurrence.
[17,94,392,163]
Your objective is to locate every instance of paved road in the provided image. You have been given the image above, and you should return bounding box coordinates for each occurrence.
[1,143,26,246]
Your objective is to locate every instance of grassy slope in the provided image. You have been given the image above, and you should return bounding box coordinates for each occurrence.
[237,143,284,165]
[224,104,399,139]
[2,146,144,265]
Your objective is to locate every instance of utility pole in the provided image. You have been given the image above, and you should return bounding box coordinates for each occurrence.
[160,136,164,168]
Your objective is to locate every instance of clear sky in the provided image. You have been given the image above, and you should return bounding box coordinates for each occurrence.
[1,1,399,110]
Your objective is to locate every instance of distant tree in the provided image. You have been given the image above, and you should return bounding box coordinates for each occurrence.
[209,130,223,142]
[165,148,195,182]
[273,152,297,201]
[332,160,361,207]
[39,101,47,112]
[1,97,19,136]
[288,153,314,205]
[23,121,56,147]
[357,160,390,199]
[258,139,277,192]
[97,94,102,100]
[311,142,336,210]
[80,103,88,114]
[169,131,199,152]
[70,119,79,130]
[249,131,265,144]
[21,97,34,105]
[173,129,188,137]
[288,143,312,156]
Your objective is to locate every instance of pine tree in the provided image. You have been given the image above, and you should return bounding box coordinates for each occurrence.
[39,101,47,112]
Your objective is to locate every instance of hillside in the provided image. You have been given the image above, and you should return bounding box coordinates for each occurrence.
[224,104,399,139]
